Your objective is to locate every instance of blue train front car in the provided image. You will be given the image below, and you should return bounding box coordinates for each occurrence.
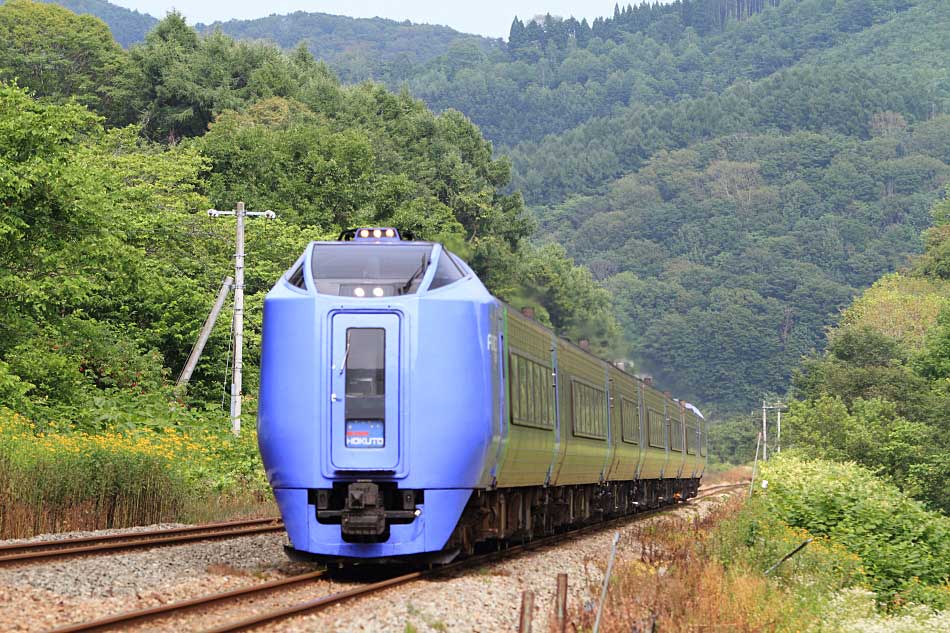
[258,228,501,564]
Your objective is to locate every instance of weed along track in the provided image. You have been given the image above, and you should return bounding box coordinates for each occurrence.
[46,485,744,633]
[0,518,283,565]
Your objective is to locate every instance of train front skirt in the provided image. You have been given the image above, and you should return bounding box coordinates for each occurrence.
[274,487,472,564]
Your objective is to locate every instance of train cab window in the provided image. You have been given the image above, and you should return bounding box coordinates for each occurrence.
[287,265,306,289]
[344,329,385,398]
[428,251,465,290]
[343,328,386,429]
[621,397,639,444]
[311,244,433,297]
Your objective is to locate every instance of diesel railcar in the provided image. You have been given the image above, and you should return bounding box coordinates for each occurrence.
[257,228,707,564]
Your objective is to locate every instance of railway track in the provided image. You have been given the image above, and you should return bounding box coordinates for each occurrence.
[692,481,749,500]
[0,517,284,566]
[51,483,746,633]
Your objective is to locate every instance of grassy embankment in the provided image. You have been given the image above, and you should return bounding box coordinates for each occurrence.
[573,455,950,632]
[0,408,272,538]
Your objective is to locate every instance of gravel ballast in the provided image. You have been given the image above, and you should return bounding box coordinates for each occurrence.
[0,527,309,632]
[262,497,728,633]
[0,494,734,632]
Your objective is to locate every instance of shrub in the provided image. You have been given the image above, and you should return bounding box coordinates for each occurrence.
[758,455,950,609]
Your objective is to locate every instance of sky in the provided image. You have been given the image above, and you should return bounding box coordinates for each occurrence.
[110,1,628,38]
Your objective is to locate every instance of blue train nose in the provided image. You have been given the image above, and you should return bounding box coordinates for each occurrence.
[330,311,402,472]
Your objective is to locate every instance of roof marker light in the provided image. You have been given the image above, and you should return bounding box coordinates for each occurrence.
[349,227,401,241]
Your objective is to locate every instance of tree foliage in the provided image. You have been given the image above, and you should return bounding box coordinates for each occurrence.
[0,0,141,125]
[36,0,158,47]
[0,6,621,428]
[786,191,950,513]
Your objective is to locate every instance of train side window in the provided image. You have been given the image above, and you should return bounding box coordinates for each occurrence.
[686,425,697,455]
[621,397,639,444]
[510,352,554,430]
[671,419,684,452]
[428,252,465,290]
[509,355,520,421]
[518,356,528,424]
[572,380,607,439]
[647,409,664,448]
[526,359,536,424]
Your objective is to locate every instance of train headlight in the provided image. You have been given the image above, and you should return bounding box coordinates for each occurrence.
[372,287,384,297]
[354,287,366,297]
[359,229,370,238]
[385,228,395,238]
[373,229,382,238]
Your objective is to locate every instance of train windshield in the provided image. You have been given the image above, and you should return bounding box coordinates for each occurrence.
[311,244,434,297]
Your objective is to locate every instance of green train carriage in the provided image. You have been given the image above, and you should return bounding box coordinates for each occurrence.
[453,305,707,545]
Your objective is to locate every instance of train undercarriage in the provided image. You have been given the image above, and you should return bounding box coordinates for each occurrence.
[291,478,700,566]
[446,478,700,556]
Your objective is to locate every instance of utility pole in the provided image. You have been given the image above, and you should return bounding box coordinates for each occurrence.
[759,400,787,460]
[208,202,275,436]
[177,275,233,389]
[777,407,782,453]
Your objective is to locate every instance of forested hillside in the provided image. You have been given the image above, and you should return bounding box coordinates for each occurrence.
[34,0,499,81]
[0,0,617,428]
[16,0,950,415]
[32,0,156,46]
[199,13,500,83]
[410,0,950,412]
[782,187,950,514]
[548,122,949,409]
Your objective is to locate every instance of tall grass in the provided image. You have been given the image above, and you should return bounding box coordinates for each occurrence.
[570,498,864,632]
[0,437,188,536]
[0,409,273,538]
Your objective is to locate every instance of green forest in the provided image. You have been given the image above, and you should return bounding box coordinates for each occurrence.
[0,0,624,419]
[50,0,950,415]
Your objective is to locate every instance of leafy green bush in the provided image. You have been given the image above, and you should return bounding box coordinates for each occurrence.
[758,455,950,609]
[711,497,865,610]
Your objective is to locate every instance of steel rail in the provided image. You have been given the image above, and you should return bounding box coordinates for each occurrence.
[0,522,284,565]
[50,484,747,633]
[0,517,279,555]
[204,488,745,633]
[49,570,328,633]
[693,482,750,500]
